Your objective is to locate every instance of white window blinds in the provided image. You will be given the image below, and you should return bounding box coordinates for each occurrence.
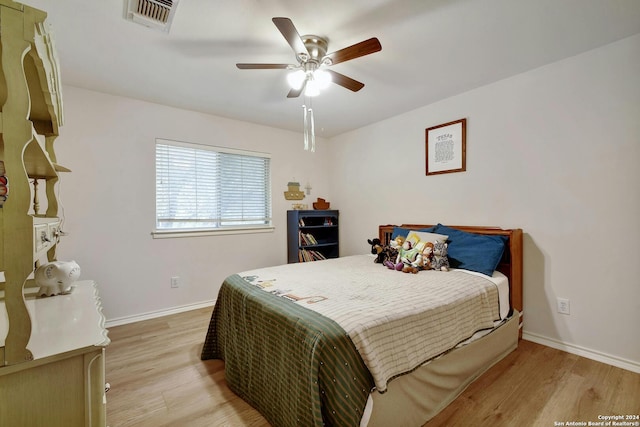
[155,139,272,232]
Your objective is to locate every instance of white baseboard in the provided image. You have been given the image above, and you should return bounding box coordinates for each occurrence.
[523,331,640,374]
[105,300,215,328]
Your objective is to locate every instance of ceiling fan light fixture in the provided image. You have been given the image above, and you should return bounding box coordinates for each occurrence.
[287,70,306,90]
[304,79,321,97]
[314,69,332,90]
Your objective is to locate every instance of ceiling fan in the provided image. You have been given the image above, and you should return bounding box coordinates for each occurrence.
[236,17,382,98]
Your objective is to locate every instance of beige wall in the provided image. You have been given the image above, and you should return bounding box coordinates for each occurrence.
[56,34,639,370]
[329,34,640,370]
[55,87,332,322]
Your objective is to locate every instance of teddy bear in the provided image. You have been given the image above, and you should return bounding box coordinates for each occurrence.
[431,240,450,271]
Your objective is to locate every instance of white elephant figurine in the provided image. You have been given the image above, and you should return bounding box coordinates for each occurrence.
[35,260,81,297]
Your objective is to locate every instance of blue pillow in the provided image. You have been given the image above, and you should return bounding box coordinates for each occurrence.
[390,225,436,240]
[433,224,508,276]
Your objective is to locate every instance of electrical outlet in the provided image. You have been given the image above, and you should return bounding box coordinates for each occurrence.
[171,276,180,288]
[557,297,570,315]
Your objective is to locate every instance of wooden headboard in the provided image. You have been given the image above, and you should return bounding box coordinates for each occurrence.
[379,224,523,337]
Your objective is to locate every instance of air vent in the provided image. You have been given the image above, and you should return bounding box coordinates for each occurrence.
[124,0,180,33]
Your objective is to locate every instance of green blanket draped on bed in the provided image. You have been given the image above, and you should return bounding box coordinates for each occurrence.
[201,274,374,427]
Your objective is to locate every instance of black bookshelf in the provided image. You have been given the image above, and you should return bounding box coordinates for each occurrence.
[287,210,339,263]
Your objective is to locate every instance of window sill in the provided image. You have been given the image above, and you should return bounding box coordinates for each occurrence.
[151,226,275,239]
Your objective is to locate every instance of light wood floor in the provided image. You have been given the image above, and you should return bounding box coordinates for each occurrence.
[105,307,640,427]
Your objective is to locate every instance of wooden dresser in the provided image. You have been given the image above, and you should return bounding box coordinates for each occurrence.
[0,281,110,426]
[0,1,109,425]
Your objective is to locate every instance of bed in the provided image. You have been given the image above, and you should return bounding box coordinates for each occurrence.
[201,224,523,427]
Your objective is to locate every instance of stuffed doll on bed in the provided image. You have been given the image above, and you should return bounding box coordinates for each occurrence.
[368,237,400,266]
[385,239,422,273]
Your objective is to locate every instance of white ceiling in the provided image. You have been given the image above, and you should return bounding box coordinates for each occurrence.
[20,0,640,137]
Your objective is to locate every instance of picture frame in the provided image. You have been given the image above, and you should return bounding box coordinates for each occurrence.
[425,118,466,176]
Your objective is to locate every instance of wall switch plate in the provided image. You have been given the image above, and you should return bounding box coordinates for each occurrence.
[557,297,570,315]
[171,276,180,288]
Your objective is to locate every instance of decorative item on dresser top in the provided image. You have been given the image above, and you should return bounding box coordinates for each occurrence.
[0,1,110,425]
[202,223,523,427]
[34,259,82,296]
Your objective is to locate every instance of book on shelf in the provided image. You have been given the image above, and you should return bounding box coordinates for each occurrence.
[298,249,327,262]
[311,250,327,260]
[298,231,318,246]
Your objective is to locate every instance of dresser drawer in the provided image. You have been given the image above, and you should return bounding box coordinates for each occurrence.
[33,217,60,259]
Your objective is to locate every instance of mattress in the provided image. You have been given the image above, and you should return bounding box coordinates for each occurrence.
[362,311,519,427]
[237,254,507,392]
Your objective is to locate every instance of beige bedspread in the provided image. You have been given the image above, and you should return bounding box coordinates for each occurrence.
[240,254,501,392]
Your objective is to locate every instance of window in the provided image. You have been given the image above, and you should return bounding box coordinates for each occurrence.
[154,139,272,237]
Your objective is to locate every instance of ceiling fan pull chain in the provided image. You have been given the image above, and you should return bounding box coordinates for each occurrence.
[302,104,309,150]
[309,107,315,152]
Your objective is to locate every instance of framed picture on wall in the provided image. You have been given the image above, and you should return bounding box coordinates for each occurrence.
[425,118,466,176]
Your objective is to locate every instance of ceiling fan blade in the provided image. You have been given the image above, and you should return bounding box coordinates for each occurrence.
[236,63,290,69]
[326,70,365,92]
[272,17,309,57]
[324,38,381,66]
[287,81,306,98]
